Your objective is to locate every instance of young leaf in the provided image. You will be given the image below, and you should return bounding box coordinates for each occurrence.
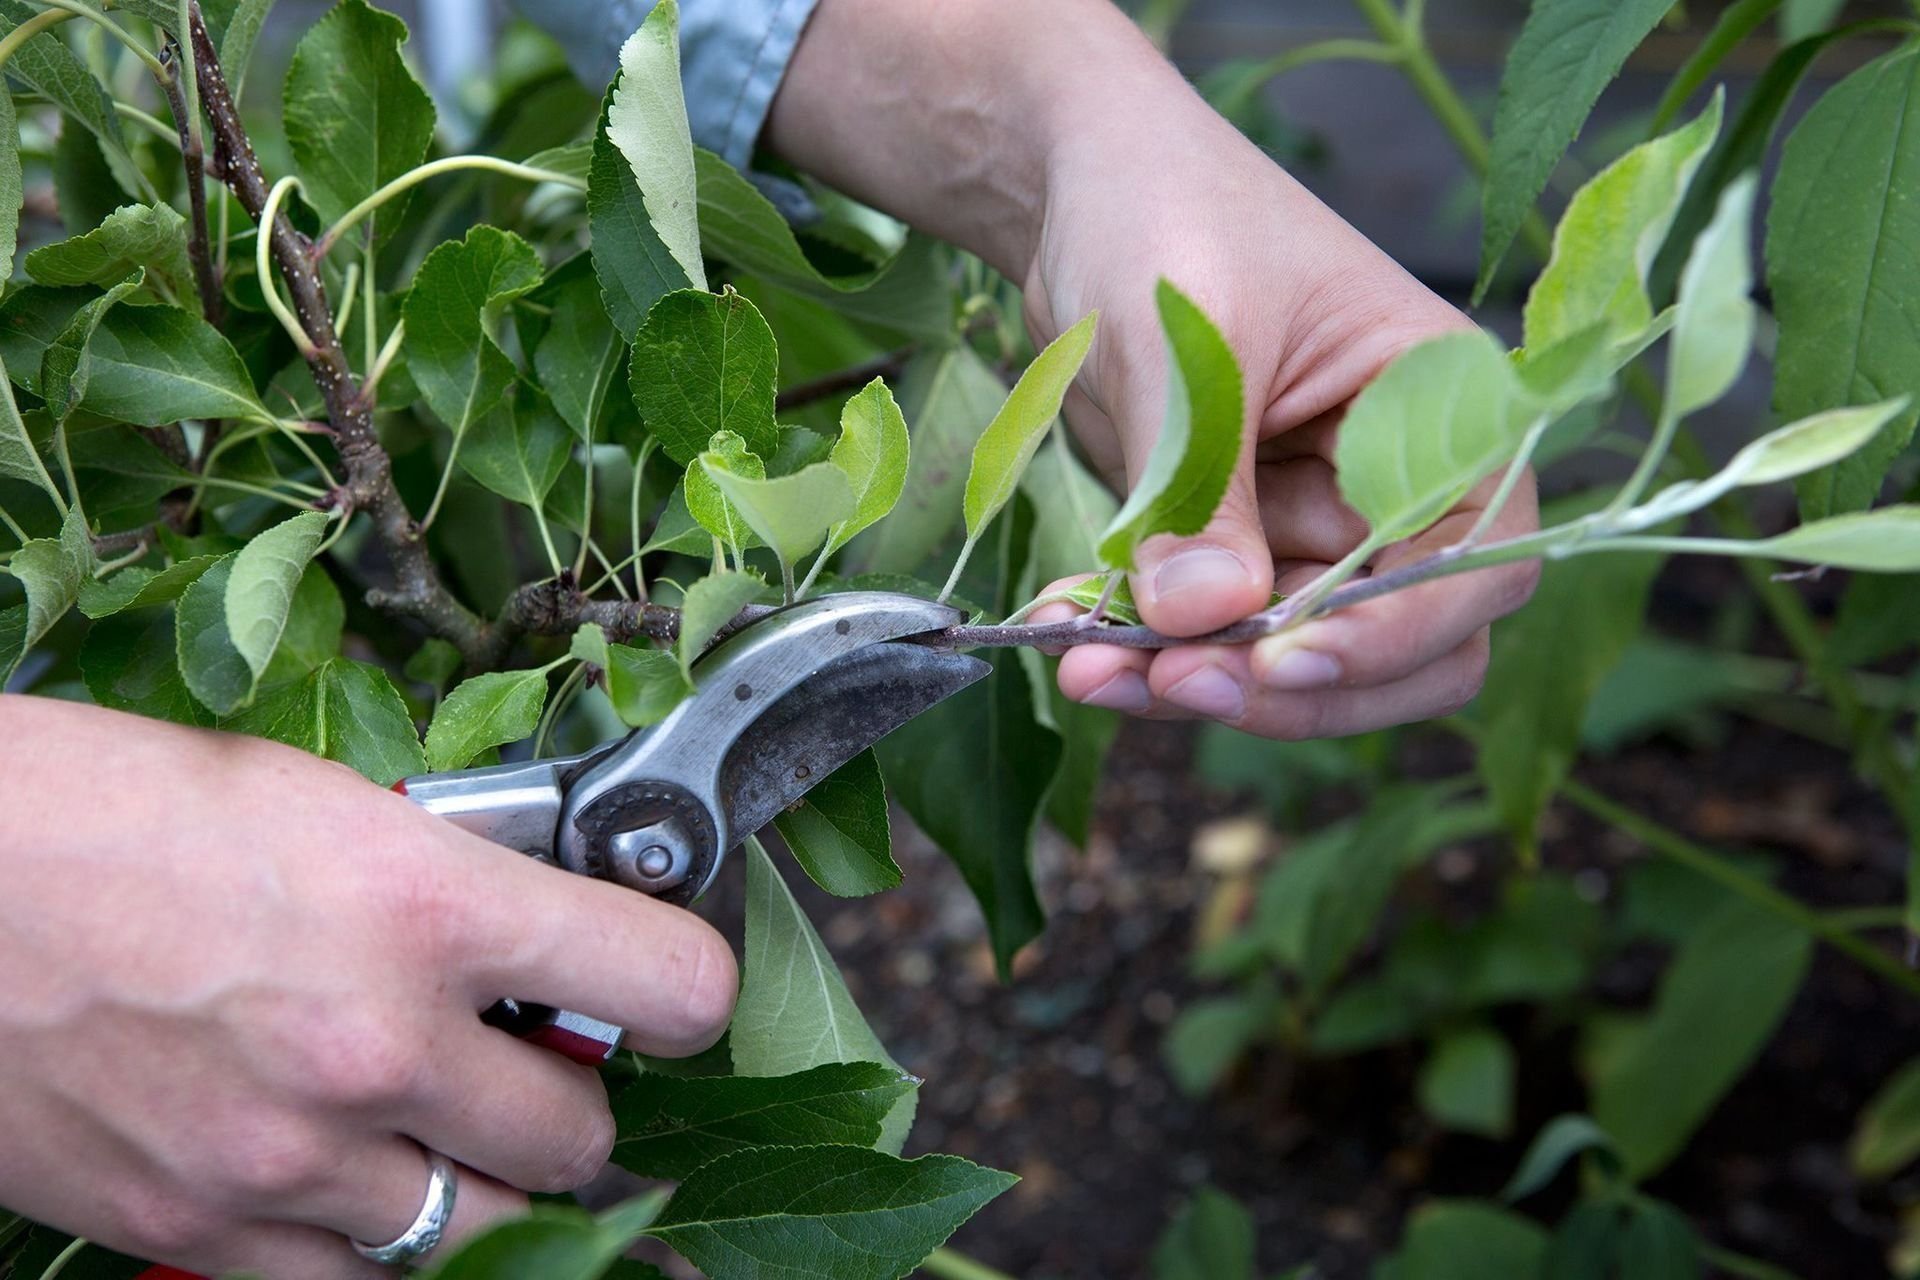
[676,570,765,684]
[79,608,213,725]
[962,312,1098,540]
[1524,93,1723,353]
[1501,1114,1621,1202]
[1640,399,1912,519]
[1723,505,1920,572]
[643,1145,1015,1280]
[1851,1058,1920,1180]
[459,389,571,509]
[282,0,436,231]
[571,624,687,727]
[772,750,900,897]
[589,86,690,342]
[531,257,625,443]
[225,511,330,692]
[610,1063,915,1181]
[734,840,916,1152]
[4,505,92,660]
[223,658,426,786]
[607,0,706,292]
[699,458,854,572]
[684,430,764,554]
[631,289,780,465]
[1151,1187,1256,1280]
[426,668,553,772]
[875,653,1059,979]
[821,378,911,559]
[26,203,192,301]
[404,227,544,443]
[78,555,220,618]
[1418,1026,1515,1139]
[1593,896,1811,1179]
[1769,44,1920,520]
[1333,330,1531,546]
[78,303,271,426]
[1667,172,1758,419]
[1024,429,1120,589]
[1097,284,1243,571]
[176,554,256,716]
[1478,0,1677,298]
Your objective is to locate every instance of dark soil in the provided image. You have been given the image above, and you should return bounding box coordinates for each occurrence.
[713,639,1920,1278]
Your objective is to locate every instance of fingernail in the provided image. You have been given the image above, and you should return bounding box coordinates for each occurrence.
[1256,642,1342,691]
[1151,546,1249,605]
[1164,665,1247,721]
[1081,670,1152,713]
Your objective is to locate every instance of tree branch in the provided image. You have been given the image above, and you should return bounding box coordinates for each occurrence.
[774,348,913,413]
[158,40,220,330]
[187,3,505,669]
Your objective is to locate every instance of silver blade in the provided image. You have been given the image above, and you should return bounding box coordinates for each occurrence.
[717,640,989,841]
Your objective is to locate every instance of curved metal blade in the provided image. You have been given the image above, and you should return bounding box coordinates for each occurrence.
[717,640,989,842]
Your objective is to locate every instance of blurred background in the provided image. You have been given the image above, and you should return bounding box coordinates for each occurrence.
[205,2,1920,1276]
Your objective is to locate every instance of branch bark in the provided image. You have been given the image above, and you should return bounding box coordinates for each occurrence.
[187,4,506,669]
[774,348,913,413]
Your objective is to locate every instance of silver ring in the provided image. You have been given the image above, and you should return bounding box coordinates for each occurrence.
[351,1150,457,1266]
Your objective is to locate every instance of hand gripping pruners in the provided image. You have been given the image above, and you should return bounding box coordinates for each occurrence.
[392,592,987,1065]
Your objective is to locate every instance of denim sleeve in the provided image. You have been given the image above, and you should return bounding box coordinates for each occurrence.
[513,0,822,175]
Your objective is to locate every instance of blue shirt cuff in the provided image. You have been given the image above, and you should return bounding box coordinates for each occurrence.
[516,0,823,176]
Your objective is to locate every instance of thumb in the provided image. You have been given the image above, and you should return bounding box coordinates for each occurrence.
[1128,461,1273,638]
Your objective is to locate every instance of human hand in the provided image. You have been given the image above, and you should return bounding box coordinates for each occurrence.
[1018,66,1541,738]
[0,696,736,1278]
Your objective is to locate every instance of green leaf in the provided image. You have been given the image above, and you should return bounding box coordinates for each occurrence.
[225,511,330,693]
[1620,1201,1702,1280]
[1024,429,1119,589]
[1666,173,1757,418]
[426,668,553,772]
[1593,896,1812,1179]
[589,86,690,342]
[569,624,687,727]
[1540,1203,1624,1280]
[423,1203,667,1280]
[532,257,625,443]
[1478,0,1677,298]
[1769,45,1920,520]
[1724,505,1920,571]
[772,750,900,897]
[1524,94,1723,353]
[676,570,764,684]
[821,378,910,559]
[224,658,425,785]
[1098,284,1243,570]
[0,0,146,199]
[643,1145,1014,1280]
[175,554,255,715]
[734,840,916,1153]
[1648,0,1782,136]
[282,0,436,231]
[1851,1058,1920,1179]
[611,1063,915,1181]
[219,0,278,97]
[607,0,706,293]
[404,227,545,442]
[962,313,1097,540]
[876,653,1060,978]
[1333,330,1532,545]
[684,430,765,553]
[631,289,780,466]
[460,388,571,508]
[42,272,145,426]
[1477,516,1664,852]
[1164,991,1273,1096]
[1380,1201,1549,1280]
[1783,0,1846,39]
[699,458,854,571]
[0,352,61,506]
[4,505,92,663]
[1501,1113,1620,1202]
[1151,1187,1255,1280]
[79,609,212,725]
[694,150,952,342]
[26,203,192,301]
[76,303,270,426]
[1643,399,1913,519]
[265,565,346,680]
[844,345,1005,575]
[0,94,21,283]
[1061,575,1141,624]
[405,638,462,693]
[78,555,220,618]
[1417,1026,1515,1139]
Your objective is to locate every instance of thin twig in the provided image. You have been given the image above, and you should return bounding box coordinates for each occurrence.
[774,348,913,413]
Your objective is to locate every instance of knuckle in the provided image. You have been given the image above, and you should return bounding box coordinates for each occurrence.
[109,1184,218,1259]
[304,1016,429,1109]
[210,1121,331,1204]
[538,1104,618,1192]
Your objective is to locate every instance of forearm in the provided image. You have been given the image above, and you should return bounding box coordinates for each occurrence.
[765,0,1217,280]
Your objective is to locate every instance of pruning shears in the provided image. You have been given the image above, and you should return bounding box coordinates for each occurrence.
[393,592,987,1065]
